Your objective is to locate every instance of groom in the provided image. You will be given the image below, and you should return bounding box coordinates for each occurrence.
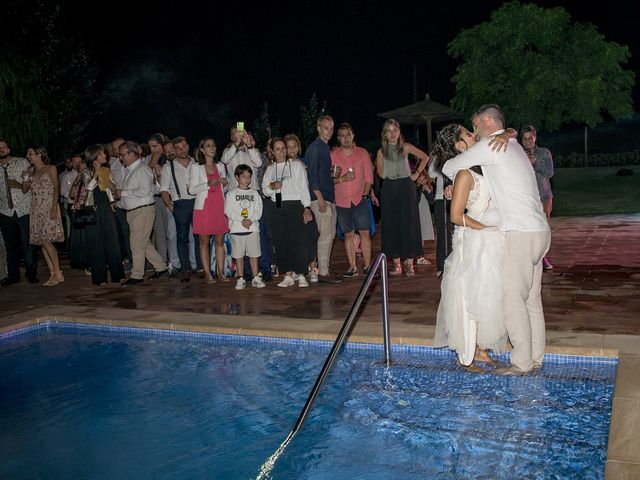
[442,104,551,374]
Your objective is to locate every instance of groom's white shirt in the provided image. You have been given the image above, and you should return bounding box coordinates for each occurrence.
[442,129,549,232]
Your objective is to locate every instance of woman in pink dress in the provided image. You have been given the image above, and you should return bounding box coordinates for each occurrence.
[22,147,64,286]
[187,137,229,283]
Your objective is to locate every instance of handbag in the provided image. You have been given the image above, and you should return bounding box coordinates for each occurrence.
[72,206,97,229]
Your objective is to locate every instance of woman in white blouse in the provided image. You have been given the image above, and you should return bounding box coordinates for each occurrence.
[262,138,317,288]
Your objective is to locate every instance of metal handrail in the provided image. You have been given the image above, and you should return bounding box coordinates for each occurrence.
[289,251,391,437]
[256,252,390,479]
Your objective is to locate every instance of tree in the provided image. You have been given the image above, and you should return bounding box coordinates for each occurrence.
[0,1,98,159]
[253,102,280,150]
[0,54,49,149]
[448,2,635,131]
[299,93,327,149]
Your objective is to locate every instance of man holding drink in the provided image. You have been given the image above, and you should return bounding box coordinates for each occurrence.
[331,123,374,277]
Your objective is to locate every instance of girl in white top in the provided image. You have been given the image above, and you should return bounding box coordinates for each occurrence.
[262,138,317,288]
[262,150,312,206]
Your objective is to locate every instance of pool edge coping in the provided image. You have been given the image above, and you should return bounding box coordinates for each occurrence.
[0,311,624,358]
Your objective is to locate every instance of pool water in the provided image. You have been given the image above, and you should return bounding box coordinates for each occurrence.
[0,323,616,479]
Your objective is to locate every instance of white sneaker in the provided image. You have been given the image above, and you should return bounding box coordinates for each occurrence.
[297,274,309,288]
[252,276,266,288]
[309,270,319,283]
[292,273,299,281]
[235,278,246,290]
[277,275,295,288]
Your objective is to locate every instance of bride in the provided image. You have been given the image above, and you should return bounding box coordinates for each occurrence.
[432,124,509,369]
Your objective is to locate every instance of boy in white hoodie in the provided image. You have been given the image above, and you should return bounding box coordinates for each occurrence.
[224,165,265,289]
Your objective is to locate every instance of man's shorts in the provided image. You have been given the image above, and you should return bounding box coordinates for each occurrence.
[336,199,371,234]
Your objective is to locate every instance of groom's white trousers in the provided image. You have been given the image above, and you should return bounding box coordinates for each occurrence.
[504,230,551,372]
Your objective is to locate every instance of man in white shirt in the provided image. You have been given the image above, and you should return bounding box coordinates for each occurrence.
[0,139,38,285]
[118,141,168,286]
[442,104,551,374]
[221,126,262,190]
[160,136,198,282]
[109,137,131,264]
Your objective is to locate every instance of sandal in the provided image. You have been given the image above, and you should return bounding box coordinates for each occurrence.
[389,260,402,276]
[44,271,64,287]
[404,260,415,278]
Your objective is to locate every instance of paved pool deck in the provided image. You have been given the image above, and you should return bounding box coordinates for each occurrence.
[1,213,639,479]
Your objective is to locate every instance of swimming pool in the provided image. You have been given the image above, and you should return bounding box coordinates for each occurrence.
[0,322,616,479]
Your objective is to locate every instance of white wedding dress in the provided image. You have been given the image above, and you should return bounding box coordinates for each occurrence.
[434,170,508,365]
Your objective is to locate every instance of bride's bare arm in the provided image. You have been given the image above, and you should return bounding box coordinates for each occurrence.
[450,170,487,230]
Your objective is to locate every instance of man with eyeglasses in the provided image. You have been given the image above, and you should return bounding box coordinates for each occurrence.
[118,141,168,286]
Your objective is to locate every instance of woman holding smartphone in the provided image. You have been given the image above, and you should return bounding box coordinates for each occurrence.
[187,137,229,284]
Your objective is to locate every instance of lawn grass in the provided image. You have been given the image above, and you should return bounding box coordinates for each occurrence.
[552,166,640,216]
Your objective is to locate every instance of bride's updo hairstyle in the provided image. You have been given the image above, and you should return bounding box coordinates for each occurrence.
[431,124,464,173]
[431,124,482,177]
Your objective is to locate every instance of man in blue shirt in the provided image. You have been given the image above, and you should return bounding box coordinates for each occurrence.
[305,115,342,283]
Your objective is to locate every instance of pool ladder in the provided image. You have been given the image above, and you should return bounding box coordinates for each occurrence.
[256,252,391,478]
[290,252,391,439]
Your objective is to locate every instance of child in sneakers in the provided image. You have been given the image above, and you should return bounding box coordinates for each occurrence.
[224,165,265,289]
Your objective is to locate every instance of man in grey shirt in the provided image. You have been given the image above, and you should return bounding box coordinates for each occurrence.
[521,125,554,271]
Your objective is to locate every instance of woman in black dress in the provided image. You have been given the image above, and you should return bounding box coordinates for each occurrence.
[81,145,124,285]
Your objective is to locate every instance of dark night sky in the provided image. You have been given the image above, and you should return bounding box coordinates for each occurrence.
[63,0,639,146]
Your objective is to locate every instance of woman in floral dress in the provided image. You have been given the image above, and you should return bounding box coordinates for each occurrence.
[22,147,64,286]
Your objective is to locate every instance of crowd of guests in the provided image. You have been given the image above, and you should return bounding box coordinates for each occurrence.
[0,114,554,290]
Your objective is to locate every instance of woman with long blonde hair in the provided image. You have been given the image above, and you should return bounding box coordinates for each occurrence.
[375,119,429,276]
